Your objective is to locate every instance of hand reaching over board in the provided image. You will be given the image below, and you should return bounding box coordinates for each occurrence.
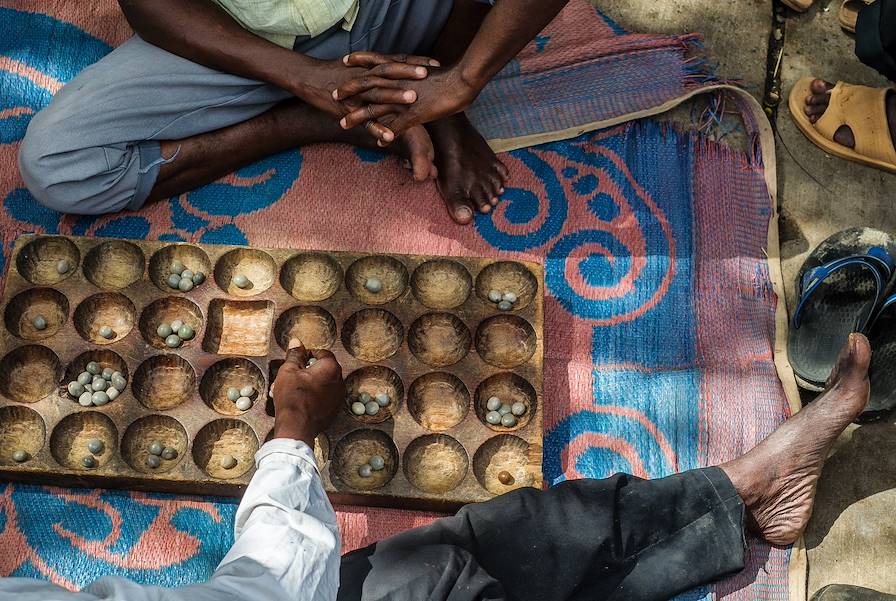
[271,341,346,447]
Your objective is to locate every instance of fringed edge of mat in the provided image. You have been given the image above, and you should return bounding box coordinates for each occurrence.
[485,82,807,601]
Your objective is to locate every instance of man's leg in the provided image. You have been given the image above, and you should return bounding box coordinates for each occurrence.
[18,35,432,214]
[338,335,872,601]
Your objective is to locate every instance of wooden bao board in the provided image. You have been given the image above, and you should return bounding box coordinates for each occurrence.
[0,235,544,510]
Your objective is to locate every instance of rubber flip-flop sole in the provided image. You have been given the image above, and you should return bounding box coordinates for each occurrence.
[789,77,896,174]
[862,314,896,420]
[788,228,896,391]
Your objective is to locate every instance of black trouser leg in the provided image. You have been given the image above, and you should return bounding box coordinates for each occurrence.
[338,467,746,601]
[856,0,896,82]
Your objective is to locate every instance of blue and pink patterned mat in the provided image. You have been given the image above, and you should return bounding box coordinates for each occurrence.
[0,2,791,599]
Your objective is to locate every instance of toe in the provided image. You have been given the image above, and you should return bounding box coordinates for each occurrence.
[495,159,510,182]
[472,185,493,214]
[810,79,835,95]
[445,197,475,224]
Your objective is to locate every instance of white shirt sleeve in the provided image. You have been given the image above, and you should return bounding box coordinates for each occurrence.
[0,438,341,601]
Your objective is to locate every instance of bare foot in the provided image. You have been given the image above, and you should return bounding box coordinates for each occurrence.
[342,123,437,182]
[427,113,510,225]
[721,333,871,546]
[803,79,896,149]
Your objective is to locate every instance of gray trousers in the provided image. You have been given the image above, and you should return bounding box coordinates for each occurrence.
[17,0,454,215]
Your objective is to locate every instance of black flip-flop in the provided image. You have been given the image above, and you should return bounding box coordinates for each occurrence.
[864,295,896,420]
[788,228,896,391]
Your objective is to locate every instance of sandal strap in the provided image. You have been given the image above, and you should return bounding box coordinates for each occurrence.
[793,246,894,329]
[814,82,896,165]
[871,294,896,327]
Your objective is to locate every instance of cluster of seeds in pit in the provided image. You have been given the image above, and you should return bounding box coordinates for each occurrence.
[357,454,386,478]
[363,277,382,293]
[167,260,206,292]
[227,385,257,411]
[81,438,105,469]
[350,391,392,417]
[145,439,179,469]
[484,395,526,428]
[156,318,195,348]
[67,361,127,407]
[487,289,518,311]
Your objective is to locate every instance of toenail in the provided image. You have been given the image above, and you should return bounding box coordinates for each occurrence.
[457,206,473,220]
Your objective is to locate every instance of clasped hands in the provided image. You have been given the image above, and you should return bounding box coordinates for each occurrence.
[304,51,479,147]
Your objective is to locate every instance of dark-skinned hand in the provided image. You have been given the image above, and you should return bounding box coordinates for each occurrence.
[271,341,346,447]
[333,53,479,141]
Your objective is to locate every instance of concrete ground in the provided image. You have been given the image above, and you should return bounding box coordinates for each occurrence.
[596,0,896,598]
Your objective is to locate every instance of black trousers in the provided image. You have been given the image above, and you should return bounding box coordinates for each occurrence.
[856,0,896,82]
[337,467,746,601]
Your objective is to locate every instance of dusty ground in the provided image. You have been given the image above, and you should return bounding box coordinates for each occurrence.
[596,1,896,598]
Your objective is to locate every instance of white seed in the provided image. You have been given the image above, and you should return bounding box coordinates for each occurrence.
[78,392,93,406]
[488,289,502,303]
[239,386,255,398]
[369,455,385,471]
[106,387,119,401]
[375,392,390,406]
[56,259,70,274]
[181,269,194,281]
[236,397,252,411]
[358,464,373,478]
[351,401,366,415]
[91,391,109,406]
[169,319,184,332]
[98,325,114,339]
[178,278,194,292]
[33,315,47,330]
[232,274,250,289]
[486,396,502,411]
[364,277,382,293]
[221,455,237,469]
[511,402,527,416]
[83,382,94,393]
[12,450,29,463]
[502,292,518,304]
[497,300,513,311]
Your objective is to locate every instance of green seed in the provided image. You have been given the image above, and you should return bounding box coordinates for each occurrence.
[92,377,108,391]
[157,323,173,338]
[177,325,194,340]
[12,450,29,463]
[486,396,502,411]
[502,291,518,304]
[486,411,502,425]
[111,373,127,391]
[178,278,194,292]
[165,334,182,348]
[98,325,114,339]
[77,371,92,385]
[497,300,513,311]
[33,315,47,330]
[351,401,366,415]
[86,362,101,375]
[56,259,70,274]
[498,404,512,416]
[78,391,93,406]
[375,392,390,407]
[87,439,104,454]
[161,447,178,460]
[170,260,185,275]
[358,464,373,478]
[369,455,385,471]
[148,441,163,456]
[192,271,206,285]
[488,289,502,303]
[365,401,380,416]
[220,455,237,469]
[359,392,372,404]
[181,269,194,281]
[500,414,517,427]
[227,387,240,401]
[167,274,181,289]
[91,391,109,406]
[364,277,382,293]
[232,274,250,289]
[68,381,85,397]
[82,456,97,469]
[511,402,526,416]
[102,367,114,381]
[146,455,161,469]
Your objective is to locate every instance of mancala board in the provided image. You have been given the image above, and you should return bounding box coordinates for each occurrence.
[0,235,543,510]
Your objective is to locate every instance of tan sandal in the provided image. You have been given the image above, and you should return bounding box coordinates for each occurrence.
[781,0,815,11]
[789,77,896,174]
[839,0,874,32]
